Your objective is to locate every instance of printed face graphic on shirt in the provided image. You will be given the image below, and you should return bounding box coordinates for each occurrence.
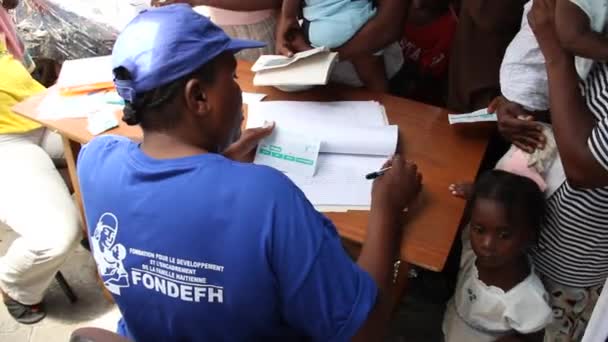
[92,213,130,295]
[90,213,227,303]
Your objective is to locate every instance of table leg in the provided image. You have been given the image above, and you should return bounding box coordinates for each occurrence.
[61,136,115,304]
[61,137,85,229]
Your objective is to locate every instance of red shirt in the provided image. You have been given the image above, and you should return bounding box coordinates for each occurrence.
[401,11,458,78]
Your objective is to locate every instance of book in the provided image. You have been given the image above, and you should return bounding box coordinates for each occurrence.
[252,47,339,88]
[247,101,398,207]
[56,56,114,96]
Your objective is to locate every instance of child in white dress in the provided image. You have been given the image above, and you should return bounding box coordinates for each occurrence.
[500,0,608,111]
[443,170,553,342]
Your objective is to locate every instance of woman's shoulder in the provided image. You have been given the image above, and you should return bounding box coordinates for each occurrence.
[82,135,131,152]
[78,135,132,164]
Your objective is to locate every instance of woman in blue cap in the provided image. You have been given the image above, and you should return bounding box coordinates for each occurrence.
[77,5,422,341]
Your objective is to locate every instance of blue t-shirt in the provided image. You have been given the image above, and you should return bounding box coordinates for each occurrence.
[303,0,377,48]
[77,136,377,342]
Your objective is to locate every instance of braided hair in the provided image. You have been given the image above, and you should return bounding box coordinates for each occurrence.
[471,170,546,237]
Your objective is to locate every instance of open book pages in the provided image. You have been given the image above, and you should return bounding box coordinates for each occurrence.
[247,101,397,207]
[252,48,339,87]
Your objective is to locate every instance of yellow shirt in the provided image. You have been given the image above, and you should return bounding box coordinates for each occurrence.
[0,40,43,135]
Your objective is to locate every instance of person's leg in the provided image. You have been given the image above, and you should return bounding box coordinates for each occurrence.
[0,133,81,323]
[543,278,604,342]
[38,129,76,193]
[351,54,389,92]
[39,128,64,160]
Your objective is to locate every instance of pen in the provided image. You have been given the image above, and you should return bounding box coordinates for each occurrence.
[365,166,392,180]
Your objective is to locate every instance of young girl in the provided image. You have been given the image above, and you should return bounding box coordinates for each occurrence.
[278,0,388,91]
[443,170,553,341]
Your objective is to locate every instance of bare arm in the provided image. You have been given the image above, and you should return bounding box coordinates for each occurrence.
[531,0,608,188]
[555,0,608,61]
[352,207,402,342]
[353,157,422,342]
[152,0,281,11]
[336,0,409,60]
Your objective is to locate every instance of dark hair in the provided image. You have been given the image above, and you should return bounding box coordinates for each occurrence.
[113,61,217,131]
[470,170,546,234]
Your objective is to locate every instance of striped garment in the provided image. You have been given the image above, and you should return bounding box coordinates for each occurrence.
[532,61,608,288]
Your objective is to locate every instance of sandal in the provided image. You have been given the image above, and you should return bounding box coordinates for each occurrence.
[3,296,46,324]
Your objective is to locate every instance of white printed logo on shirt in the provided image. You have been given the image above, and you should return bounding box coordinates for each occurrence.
[91,213,130,295]
[90,212,226,303]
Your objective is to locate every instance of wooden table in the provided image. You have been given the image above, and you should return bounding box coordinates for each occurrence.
[13,61,489,303]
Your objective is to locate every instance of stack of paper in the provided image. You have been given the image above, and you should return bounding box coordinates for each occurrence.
[56,56,114,96]
[38,55,120,120]
[252,47,339,88]
[38,88,122,120]
[37,55,121,133]
[247,101,398,210]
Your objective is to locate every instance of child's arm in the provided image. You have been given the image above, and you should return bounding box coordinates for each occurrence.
[555,0,608,61]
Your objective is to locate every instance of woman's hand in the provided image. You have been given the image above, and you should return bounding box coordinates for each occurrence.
[222,122,275,162]
[371,155,423,215]
[490,96,546,153]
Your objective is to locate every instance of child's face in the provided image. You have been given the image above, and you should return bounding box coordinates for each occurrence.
[469,198,532,270]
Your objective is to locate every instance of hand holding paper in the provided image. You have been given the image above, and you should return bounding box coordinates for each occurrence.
[223,122,275,163]
[254,127,321,177]
[448,108,497,124]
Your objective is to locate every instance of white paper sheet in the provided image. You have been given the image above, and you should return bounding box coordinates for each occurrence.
[56,55,113,89]
[251,47,330,72]
[247,101,395,155]
[288,154,386,206]
[254,128,321,177]
[247,101,394,206]
[448,108,497,124]
[248,101,388,127]
[38,89,123,120]
[242,92,267,105]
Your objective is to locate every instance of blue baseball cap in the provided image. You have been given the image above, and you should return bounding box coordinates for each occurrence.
[112,4,265,103]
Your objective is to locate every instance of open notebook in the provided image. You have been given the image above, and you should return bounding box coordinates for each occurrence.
[247,101,398,210]
[252,48,339,88]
